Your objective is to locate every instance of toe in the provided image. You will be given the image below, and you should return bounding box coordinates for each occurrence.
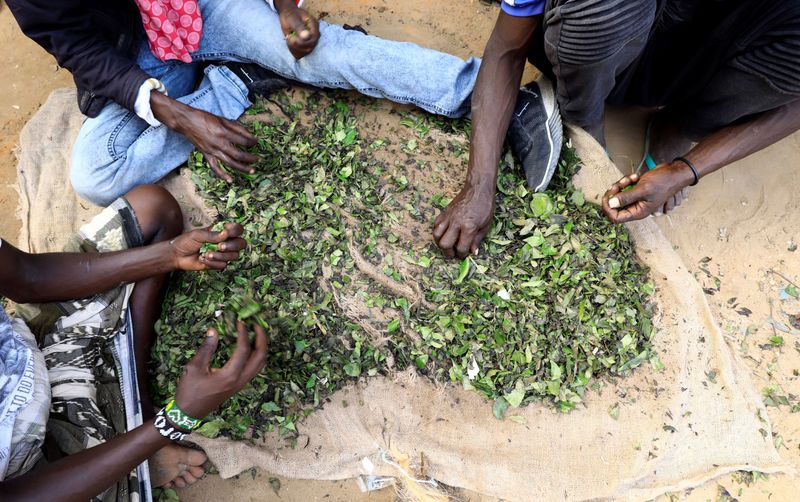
[186,448,208,466]
[187,465,206,479]
[179,472,201,486]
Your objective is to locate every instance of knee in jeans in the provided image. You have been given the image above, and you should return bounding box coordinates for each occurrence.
[69,155,118,207]
[553,0,656,66]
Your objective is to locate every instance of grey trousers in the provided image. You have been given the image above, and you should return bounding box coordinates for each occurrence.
[529,0,800,140]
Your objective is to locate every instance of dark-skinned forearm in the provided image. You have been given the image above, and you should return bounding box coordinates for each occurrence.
[467,13,540,191]
[681,100,800,180]
[0,420,169,502]
[150,91,193,132]
[0,240,176,303]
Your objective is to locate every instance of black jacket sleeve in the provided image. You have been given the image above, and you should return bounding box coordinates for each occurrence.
[6,0,150,113]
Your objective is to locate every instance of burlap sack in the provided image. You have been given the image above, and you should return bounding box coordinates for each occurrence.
[17,89,794,501]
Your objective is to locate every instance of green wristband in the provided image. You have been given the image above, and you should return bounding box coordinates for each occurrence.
[164,399,203,431]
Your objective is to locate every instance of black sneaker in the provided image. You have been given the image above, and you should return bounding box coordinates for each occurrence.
[224,62,296,100]
[506,74,562,192]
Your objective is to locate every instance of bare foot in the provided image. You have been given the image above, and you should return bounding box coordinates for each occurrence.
[149,444,208,489]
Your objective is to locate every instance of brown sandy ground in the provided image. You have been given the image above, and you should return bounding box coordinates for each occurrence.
[1,1,798,500]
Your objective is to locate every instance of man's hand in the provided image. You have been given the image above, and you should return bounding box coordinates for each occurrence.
[432,12,538,259]
[178,109,259,182]
[175,321,268,419]
[276,0,320,59]
[433,184,495,259]
[150,92,259,182]
[170,223,247,271]
[602,162,695,223]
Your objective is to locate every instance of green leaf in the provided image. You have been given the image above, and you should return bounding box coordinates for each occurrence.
[261,402,281,413]
[196,419,225,439]
[342,129,357,146]
[608,405,620,420]
[505,382,526,408]
[269,477,282,496]
[455,258,470,284]
[531,193,553,217]
[570,190,585,207]
[344,362,361,377]
[493,397,510,420]
[649,354,665,371]
[550,360,562,380]
[769,335,785,346]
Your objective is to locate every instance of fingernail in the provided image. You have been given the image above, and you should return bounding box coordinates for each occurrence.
[609,197,621,209]
[473,249,479,256]
[218,244,226,251]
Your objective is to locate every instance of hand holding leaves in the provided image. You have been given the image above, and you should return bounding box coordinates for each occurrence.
[180,109,260,182]
[170,223,247,271]
[150,92,258,182]
[602,162,694,223]
[279,4,320,59]
[175,321,268,419]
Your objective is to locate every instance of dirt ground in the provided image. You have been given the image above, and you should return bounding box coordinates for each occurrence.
[1,0,798,500]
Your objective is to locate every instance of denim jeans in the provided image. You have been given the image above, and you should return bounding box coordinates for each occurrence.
[71,0,480,206]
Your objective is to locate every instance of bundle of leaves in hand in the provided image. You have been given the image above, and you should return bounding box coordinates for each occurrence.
[150,90,654,439]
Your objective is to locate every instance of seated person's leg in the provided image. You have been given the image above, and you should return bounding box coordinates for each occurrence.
[649,67,798,165]
[24,187,205,491]
[70,48,203,207]
[122,185,183,419]
[0,309,49,482]
[601,4,800,223]
[120,186,208,489]
[647,2,800,163]
[542,0,657,143]
[194,0,480,118]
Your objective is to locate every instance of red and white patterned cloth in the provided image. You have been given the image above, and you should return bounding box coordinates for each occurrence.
[134,0,203,63]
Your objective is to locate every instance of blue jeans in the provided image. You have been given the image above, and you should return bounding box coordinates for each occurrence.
[71,0,480,206]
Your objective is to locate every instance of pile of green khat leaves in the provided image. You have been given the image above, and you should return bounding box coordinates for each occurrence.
[150,90,654,439]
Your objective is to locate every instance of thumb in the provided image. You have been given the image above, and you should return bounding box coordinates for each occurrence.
[287,11,311,40]
[191,328,220,370]
[194,226,230,245]
[609,186,642,209]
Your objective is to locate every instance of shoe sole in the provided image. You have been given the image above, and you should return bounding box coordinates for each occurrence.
[531,76,562,192]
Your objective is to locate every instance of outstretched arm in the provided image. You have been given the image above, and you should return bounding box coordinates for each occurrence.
[434,12,540,258]
[0,223,246,304]
[0,322,267,502]
[602,99,800,222]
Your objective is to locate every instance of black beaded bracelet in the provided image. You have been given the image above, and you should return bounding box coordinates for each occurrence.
[673,156,700,186]
[154,407,190,442]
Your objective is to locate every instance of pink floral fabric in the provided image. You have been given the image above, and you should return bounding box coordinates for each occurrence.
[134,0,203,63]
